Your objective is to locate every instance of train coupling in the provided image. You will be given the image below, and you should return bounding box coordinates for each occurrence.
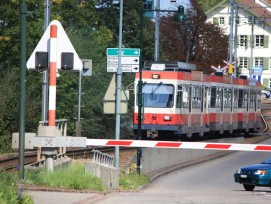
[147,129,158,139]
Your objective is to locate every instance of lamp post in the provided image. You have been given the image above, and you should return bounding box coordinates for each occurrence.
[19,0,27,179]
[154,3,186,62]
[137,1,186,174]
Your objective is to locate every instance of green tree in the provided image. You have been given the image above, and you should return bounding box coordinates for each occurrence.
[0,0,155,140]
[159,1,228,72]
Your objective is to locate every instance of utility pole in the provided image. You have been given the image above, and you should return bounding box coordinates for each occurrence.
[234,3,239,77]
[228,0,234,75]
[19,0,27,179]
[250,16,255,78]
[154,0,160,61]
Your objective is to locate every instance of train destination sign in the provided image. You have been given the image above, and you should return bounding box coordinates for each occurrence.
[107,48,140,73]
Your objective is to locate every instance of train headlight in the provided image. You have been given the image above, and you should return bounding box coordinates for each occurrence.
[152,74,160,79]
[163,116,172,121]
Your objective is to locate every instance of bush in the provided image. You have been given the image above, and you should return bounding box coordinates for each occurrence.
[0,135,13,154]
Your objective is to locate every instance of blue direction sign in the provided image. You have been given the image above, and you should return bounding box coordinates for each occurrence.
[107,48,140,56]
[107,48,140,72]
[252,66,263,75]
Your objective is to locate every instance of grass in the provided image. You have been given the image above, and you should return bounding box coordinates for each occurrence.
[0,162,150,203]
[24,164,106,191]
[23,163,150,191]
[0,170,34,204]
[120,171,150,190]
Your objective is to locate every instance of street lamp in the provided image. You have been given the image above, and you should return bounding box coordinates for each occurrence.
[154,1,187,61]
[175,6,187,22]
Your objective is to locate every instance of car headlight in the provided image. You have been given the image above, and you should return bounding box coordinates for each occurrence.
[254,170,267,175]
[236,169,241,174]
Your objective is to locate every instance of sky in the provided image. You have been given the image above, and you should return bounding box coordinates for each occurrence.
[159,0,190,10]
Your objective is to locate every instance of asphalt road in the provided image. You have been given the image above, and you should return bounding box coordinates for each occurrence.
[95,139,271,204]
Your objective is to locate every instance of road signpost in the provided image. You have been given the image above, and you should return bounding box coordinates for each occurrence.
[107,48,140,72]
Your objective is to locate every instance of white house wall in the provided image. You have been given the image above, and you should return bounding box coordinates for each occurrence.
[206,0,271,88]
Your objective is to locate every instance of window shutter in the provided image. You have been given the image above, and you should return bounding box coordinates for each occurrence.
[264,57,269,70]
[263,78,269,87]
[228,16,231,25]
[264,35,269,48]
[213,17,218,24]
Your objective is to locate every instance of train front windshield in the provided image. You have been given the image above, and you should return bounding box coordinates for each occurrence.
[139,83,174,108]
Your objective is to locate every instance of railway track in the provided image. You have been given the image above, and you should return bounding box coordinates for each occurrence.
[0,111,269,172]
[0,147,137,172]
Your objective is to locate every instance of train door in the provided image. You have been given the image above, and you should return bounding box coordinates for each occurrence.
[204,86,210,128]
[199,85,208,136]
[188,84,192,137]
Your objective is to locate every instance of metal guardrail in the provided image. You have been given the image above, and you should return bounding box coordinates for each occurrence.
[92,150,114,167]
[37,119,68,161]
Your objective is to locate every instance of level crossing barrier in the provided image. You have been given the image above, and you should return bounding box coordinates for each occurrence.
[86,139,271,152]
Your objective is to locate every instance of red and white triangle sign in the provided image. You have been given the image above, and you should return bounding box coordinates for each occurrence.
[27,20,82,70]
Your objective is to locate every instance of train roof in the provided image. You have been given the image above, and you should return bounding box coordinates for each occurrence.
[144,61,197,72]
[137,61,261,87]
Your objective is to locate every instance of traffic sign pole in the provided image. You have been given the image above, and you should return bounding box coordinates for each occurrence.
[114,0,124,169]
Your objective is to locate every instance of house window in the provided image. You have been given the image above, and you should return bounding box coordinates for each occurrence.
[254,57,263,68]
[219,17,225,25]
[239,57,248,68]
[239,35,247,48]
[255,35,264,47]
[144,0,153,10]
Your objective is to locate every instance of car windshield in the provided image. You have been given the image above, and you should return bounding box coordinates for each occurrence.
[261,158,271,164]
[139,83,174,108]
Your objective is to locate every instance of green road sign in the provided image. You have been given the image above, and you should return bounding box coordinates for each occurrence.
[107,48,140,56]
[107,48,140,72]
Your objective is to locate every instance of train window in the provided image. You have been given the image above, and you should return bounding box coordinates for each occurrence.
[216,87,222,108]
[224,88,232,108]
[140,83,174,108]
[233,89,238,108]
[257,90,261,109]
[177,85,183,108]
[184,85,190,109]
[211,87,216,108]
[243,89,248,109]
[177,85,189,108]
[238,89,243,108]
[192,85,202,109]
[249,90,255,108]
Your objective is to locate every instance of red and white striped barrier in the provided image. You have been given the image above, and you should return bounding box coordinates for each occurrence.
[48,24,57,126]
[86,139,271,152]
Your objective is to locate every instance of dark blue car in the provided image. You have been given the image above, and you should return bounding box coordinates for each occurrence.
[234,158,271,191]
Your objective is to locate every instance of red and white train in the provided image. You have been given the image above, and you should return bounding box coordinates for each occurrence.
[133,61,262,140]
